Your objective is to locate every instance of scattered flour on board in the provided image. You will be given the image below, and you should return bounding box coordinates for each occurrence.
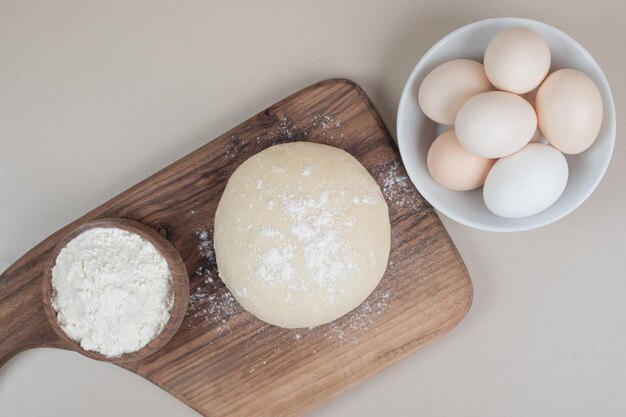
[198,230,215,263]
[195,229,217,285]
[187,286,244,335]
[242,288,392,373]
[289,288,392,344]
[312,114,345,139]
[277,121,295,140]
[379,161,423,213]
[319,115,332,129]
[274,113,346,143]
[223,112,347,164]
[185,228,246,334]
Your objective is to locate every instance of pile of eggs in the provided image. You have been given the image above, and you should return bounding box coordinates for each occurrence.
[419,27,603,218]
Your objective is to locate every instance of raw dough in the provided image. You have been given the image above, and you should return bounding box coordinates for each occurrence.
[214,142,390,328]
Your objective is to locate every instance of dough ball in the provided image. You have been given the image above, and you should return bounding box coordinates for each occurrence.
[214,142,390,328]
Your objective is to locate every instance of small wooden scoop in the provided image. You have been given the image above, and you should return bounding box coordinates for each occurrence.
[40,218,189,363]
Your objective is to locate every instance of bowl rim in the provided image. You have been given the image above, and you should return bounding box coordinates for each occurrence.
[41,217,189,363]
[397,17,617,232]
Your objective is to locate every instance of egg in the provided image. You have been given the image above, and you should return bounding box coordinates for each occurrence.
[483,144,568,218]
[484,27,551,94]
[535,69,604,154]
[427,129,496,191]
[455,91,537,158]
[418,59,493,125]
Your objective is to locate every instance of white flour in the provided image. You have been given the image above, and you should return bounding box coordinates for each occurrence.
[51,227,173,357]
[278,190,356,288]
[380,160,424,212]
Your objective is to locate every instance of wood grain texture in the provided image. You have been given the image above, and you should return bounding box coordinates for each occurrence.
[41,218,190,363]
[0,79,472,417]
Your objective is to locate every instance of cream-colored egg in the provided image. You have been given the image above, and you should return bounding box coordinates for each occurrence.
[536,69,603,154]
[484,27,551,94]
[483,144,568,218]
[427,129,496,191]
[418,59,493,125]
[455,91,537,158]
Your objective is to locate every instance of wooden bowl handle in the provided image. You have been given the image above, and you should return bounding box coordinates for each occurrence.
[0,250,64,368]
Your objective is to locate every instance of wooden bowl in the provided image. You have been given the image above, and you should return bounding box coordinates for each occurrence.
[41,218,189,363]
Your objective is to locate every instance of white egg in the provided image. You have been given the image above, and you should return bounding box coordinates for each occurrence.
[455,91,537,158]
[483,144,568,218]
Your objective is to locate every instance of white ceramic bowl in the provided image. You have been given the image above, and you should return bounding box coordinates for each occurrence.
[397,17,616,232]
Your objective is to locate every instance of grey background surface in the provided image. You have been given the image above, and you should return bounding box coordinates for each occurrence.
[1,1,625,416]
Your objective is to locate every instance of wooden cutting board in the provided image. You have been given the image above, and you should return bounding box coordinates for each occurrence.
[0,79,472,417]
